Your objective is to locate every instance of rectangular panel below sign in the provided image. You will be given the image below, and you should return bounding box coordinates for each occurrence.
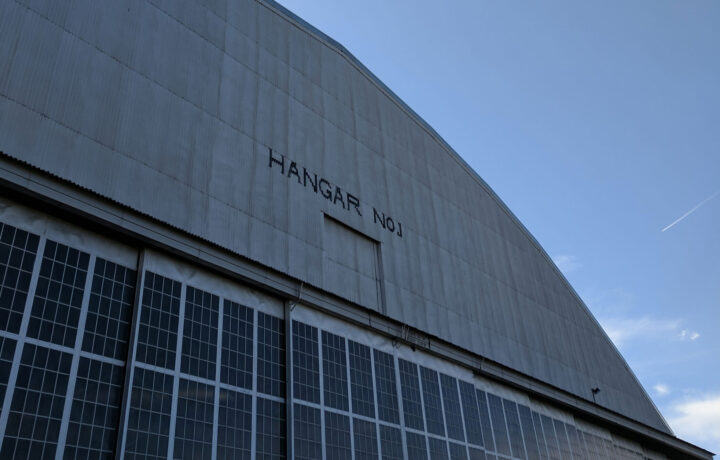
[322,215,384,313]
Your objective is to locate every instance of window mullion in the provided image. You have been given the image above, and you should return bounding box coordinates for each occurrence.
[0,235,46,451]
[370,346,381,459]
[166,281,188,460]
[453,378,472,458]
[415,364,430,454]
[115,251,146,460]
[433,372,450,459]
[212,297,224,460]
[392,350,409,460]
[345,336,355,460]
[317,319,327,460]
[54,254,97,460]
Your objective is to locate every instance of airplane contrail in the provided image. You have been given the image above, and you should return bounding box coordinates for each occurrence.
[661,190,720,232]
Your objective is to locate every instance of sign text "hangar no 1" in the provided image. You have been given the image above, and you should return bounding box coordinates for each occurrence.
[268,148,403,238]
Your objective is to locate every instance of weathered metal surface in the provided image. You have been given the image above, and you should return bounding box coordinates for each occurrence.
[0,0,670,433]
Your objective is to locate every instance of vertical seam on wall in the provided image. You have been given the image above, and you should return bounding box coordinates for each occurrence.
[375,242,387,316]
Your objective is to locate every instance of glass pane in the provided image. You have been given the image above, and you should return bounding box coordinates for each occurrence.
[349,340,375,418]
[487,393,510,456]
[540,415,561,460]
[565,423,585,460]
[428,436,449,460]
[174,379,214,459]
[594,433,608,459]
[585,432,602,459]
[325,411,352,460]
[322,331,348,411]
[518,404,541,460]
[379,424,403,460]
[136,272,181,369]
[575,430,590,459]
[256,397,285,459]
[449,442,468,460]
[27,240,89,347]
[476,390,495,452]
[294,403,322,460]
[65,358,124,459]
[459,381,483,446]
[468,446,487,460]
[553,419,572,460]
[125,367,173,459]
[420,367,445,437]
[181,286,219,380]
[292,321,320,404]
[353,418,378,460]
[217,389,252,459]
[374,350,399,424]
[406,432,428,459]
[0,336,17,404]
[503,399,525,459]
[440,374,464,441]
[532,411,550,460]
[398,359,424,431]
[256,312,285,397]
[600,437,614,460]
[0,344,72,459]
[82,258,136,361]
[221,300,254,389]
[0,222,39,333]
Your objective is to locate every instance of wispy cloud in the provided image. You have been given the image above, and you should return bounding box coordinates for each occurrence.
[679,329,700,341]
[653,383,670,397]
[599,316,680,346]
[598,316,701,347]
[666,393,720,454]
[552,255,581,274]
[662,190,720,232]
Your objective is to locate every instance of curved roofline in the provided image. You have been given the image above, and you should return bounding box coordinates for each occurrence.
[260,0,672,434]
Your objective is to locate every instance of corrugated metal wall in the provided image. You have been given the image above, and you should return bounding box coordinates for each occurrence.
[0,0,669,433]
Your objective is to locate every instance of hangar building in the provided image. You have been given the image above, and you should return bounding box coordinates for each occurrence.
[0,0,713,459]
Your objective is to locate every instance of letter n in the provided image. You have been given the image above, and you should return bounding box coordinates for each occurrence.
[373,208,386,229]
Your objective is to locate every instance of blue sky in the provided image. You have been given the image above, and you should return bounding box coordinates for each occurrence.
[277,0,720,453]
